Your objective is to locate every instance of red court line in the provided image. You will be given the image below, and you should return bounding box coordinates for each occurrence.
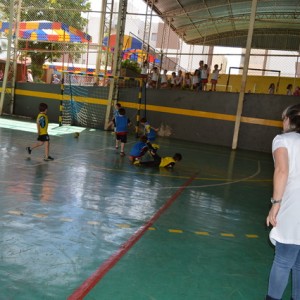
[68,173,197,300]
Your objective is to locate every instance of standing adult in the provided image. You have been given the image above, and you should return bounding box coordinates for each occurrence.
[266,103,300,300]
[197,60,204,91]
[27,69,33,82]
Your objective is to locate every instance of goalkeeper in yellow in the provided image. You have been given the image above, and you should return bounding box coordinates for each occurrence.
[134,144,182,168]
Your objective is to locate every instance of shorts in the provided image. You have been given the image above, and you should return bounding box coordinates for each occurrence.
[37,134,50,142]
[116,133,127,143]
[211,79,217,84]
[201,79,208,84]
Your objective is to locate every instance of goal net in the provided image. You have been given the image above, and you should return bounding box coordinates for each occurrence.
[62,73,141,129]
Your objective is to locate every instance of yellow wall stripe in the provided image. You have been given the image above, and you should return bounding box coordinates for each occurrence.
[8,88,282,128]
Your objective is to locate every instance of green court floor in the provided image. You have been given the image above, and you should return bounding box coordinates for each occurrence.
[0,117,292,299]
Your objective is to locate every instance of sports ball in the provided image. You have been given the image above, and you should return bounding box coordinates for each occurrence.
[74,132,80,138]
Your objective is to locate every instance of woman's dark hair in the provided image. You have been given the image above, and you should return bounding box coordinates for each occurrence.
[283,104,300,133]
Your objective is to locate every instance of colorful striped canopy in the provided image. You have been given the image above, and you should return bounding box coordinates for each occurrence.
[45,64,96,74]
[0,21,92,43]
[102,34,142,50]
[102,34,160,63]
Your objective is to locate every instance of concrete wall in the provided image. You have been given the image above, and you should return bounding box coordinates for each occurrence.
[1,82,300,153]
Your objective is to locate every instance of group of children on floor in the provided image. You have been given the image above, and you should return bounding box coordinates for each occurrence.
[109,102,182,168]
[143,59,223,91]
[25,102,182,169]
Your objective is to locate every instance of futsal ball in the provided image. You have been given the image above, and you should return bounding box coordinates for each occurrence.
[74,132,80,138]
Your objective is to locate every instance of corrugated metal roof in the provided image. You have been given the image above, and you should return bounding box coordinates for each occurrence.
[144,0,300,51]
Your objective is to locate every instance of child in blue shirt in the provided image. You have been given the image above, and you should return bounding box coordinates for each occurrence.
[140,117,158,142]
[115,108,131,156]
[129,135,149,162]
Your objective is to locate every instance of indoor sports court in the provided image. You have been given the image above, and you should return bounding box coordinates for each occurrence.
[0,117,291,300]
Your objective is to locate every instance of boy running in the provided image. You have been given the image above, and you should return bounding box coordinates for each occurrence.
[26,103,54,161]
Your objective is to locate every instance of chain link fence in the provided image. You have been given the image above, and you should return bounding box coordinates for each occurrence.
[0,0,299,94]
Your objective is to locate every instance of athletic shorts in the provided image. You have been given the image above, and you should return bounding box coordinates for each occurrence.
[211,79,217,84]
[201,79,208,84]
[37,134,50,142]
[116,133,127,143]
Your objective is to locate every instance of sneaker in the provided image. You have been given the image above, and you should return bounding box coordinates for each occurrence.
[26,147,32,154]
[44,156,54,161]
[120,152,125,157]
[133,159,141,165]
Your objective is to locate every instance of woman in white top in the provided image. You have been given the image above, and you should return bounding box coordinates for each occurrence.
[266,103,300,300]
[174,70,183,88]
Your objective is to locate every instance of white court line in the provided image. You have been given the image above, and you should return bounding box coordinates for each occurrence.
[0,140,135,168]
[157,161,262,189]
[0,161,261,194]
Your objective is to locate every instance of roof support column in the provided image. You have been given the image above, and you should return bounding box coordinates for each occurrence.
[0,0,22,115]
[104,0,127,130]
[231,0,258,150]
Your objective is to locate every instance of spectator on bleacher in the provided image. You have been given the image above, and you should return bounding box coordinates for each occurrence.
[210,64,222,91]
[175,70,183,88]
[198,60,204,91]
[192,69,200,91]
[287,84,293,95]
[183,72,191,90]
[201,64,209,91]
[52,74,60,84]
[93,78,100,86]
[268,83,275,94]
[150,66,159,88]
[170,72,176,88]
[140,60,148,78]
[0,69,3,81]
[293,86,300,96]
[160,69,168,88]
[27,69,33,82]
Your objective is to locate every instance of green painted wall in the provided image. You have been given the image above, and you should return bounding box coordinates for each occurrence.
[1,82,299,153]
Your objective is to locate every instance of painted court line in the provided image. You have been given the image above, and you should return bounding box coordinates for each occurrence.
[68,173,197,300]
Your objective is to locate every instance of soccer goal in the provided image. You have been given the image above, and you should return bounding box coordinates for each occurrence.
[60,73,143,132]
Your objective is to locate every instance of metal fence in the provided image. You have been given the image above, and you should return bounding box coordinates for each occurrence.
[0,0,300,94]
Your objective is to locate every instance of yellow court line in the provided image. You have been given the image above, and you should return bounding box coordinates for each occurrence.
[32,213,48,218]
[246,234,259,238]
[220,233,235,237]
[87,221,101,225]
[8,210,24,216]
[168,229,183,233]
[4,212,261,238]
[89,164,272,182]
[195,231,210,236]
[116,224,131,228]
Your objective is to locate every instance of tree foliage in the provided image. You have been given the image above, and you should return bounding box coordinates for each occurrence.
[1,0,91,80]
